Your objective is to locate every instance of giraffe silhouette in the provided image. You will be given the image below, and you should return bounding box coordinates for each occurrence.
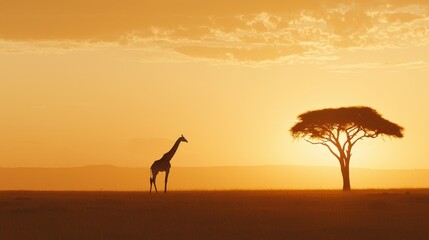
[150,135,188,193]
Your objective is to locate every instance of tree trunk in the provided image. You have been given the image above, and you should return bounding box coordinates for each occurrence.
[341,166,351,191]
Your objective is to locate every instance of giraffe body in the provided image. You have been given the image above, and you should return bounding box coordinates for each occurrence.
[150,135,188,193]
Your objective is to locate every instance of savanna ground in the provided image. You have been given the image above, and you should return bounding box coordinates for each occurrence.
[1,190,429,240]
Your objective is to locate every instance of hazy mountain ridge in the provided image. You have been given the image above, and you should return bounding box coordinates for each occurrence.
[1,165,429,190]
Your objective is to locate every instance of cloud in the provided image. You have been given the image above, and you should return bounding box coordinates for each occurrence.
[325,61,429,73]
[386,12,422,23]
[1,0,429,64]
[174,44,305,62]
[0,39,115,54]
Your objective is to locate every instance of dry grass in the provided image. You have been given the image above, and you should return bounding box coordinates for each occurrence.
[1,190,429,240]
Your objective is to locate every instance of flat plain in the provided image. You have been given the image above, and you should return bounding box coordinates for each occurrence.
[1,190,429,240]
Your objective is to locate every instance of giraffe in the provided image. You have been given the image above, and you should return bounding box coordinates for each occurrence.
[150,135,188,193]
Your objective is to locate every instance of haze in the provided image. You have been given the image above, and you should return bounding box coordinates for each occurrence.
[1,0,428,175]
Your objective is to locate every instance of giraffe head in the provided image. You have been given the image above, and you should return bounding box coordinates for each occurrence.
[180,134,188,143]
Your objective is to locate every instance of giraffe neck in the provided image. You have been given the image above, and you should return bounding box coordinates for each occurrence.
[162,138,182,162]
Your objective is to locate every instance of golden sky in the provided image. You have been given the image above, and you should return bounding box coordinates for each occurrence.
[1,0,429,170]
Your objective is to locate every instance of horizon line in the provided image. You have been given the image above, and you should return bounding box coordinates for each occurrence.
[2,164,429,171]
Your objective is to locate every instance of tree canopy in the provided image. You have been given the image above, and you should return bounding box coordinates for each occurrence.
[291,106,404,140]
[290,106,404,191]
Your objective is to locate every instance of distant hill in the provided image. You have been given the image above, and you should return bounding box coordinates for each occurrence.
[1,165,429,190]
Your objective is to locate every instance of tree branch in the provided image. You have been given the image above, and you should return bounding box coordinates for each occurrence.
[350,127,362,139]
[318,127,330,139]
[336,127,340,140]
[304,139,327,145]
[342,129,351,151]
[346,126,358,133]
[322,143,342,163]
[305,139,341,163]
[350,130,379,147]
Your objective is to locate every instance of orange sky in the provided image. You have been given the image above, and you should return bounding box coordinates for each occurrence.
[1,0,429,170]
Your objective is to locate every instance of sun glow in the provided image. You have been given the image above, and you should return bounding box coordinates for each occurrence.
[1,1,428,179]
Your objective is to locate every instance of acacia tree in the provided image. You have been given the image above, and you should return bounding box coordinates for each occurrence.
[290,106,404,191]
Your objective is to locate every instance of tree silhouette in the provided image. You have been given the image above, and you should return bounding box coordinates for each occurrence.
[290,106,404,191]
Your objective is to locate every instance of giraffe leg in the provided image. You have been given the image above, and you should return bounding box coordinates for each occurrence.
[164,169,170,193]
[152,172,158,193]
[150,176,153,193]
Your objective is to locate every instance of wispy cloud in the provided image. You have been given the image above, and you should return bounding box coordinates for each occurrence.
[325,61,429,73]
[1,0,429,65]
[0,40,116,54]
